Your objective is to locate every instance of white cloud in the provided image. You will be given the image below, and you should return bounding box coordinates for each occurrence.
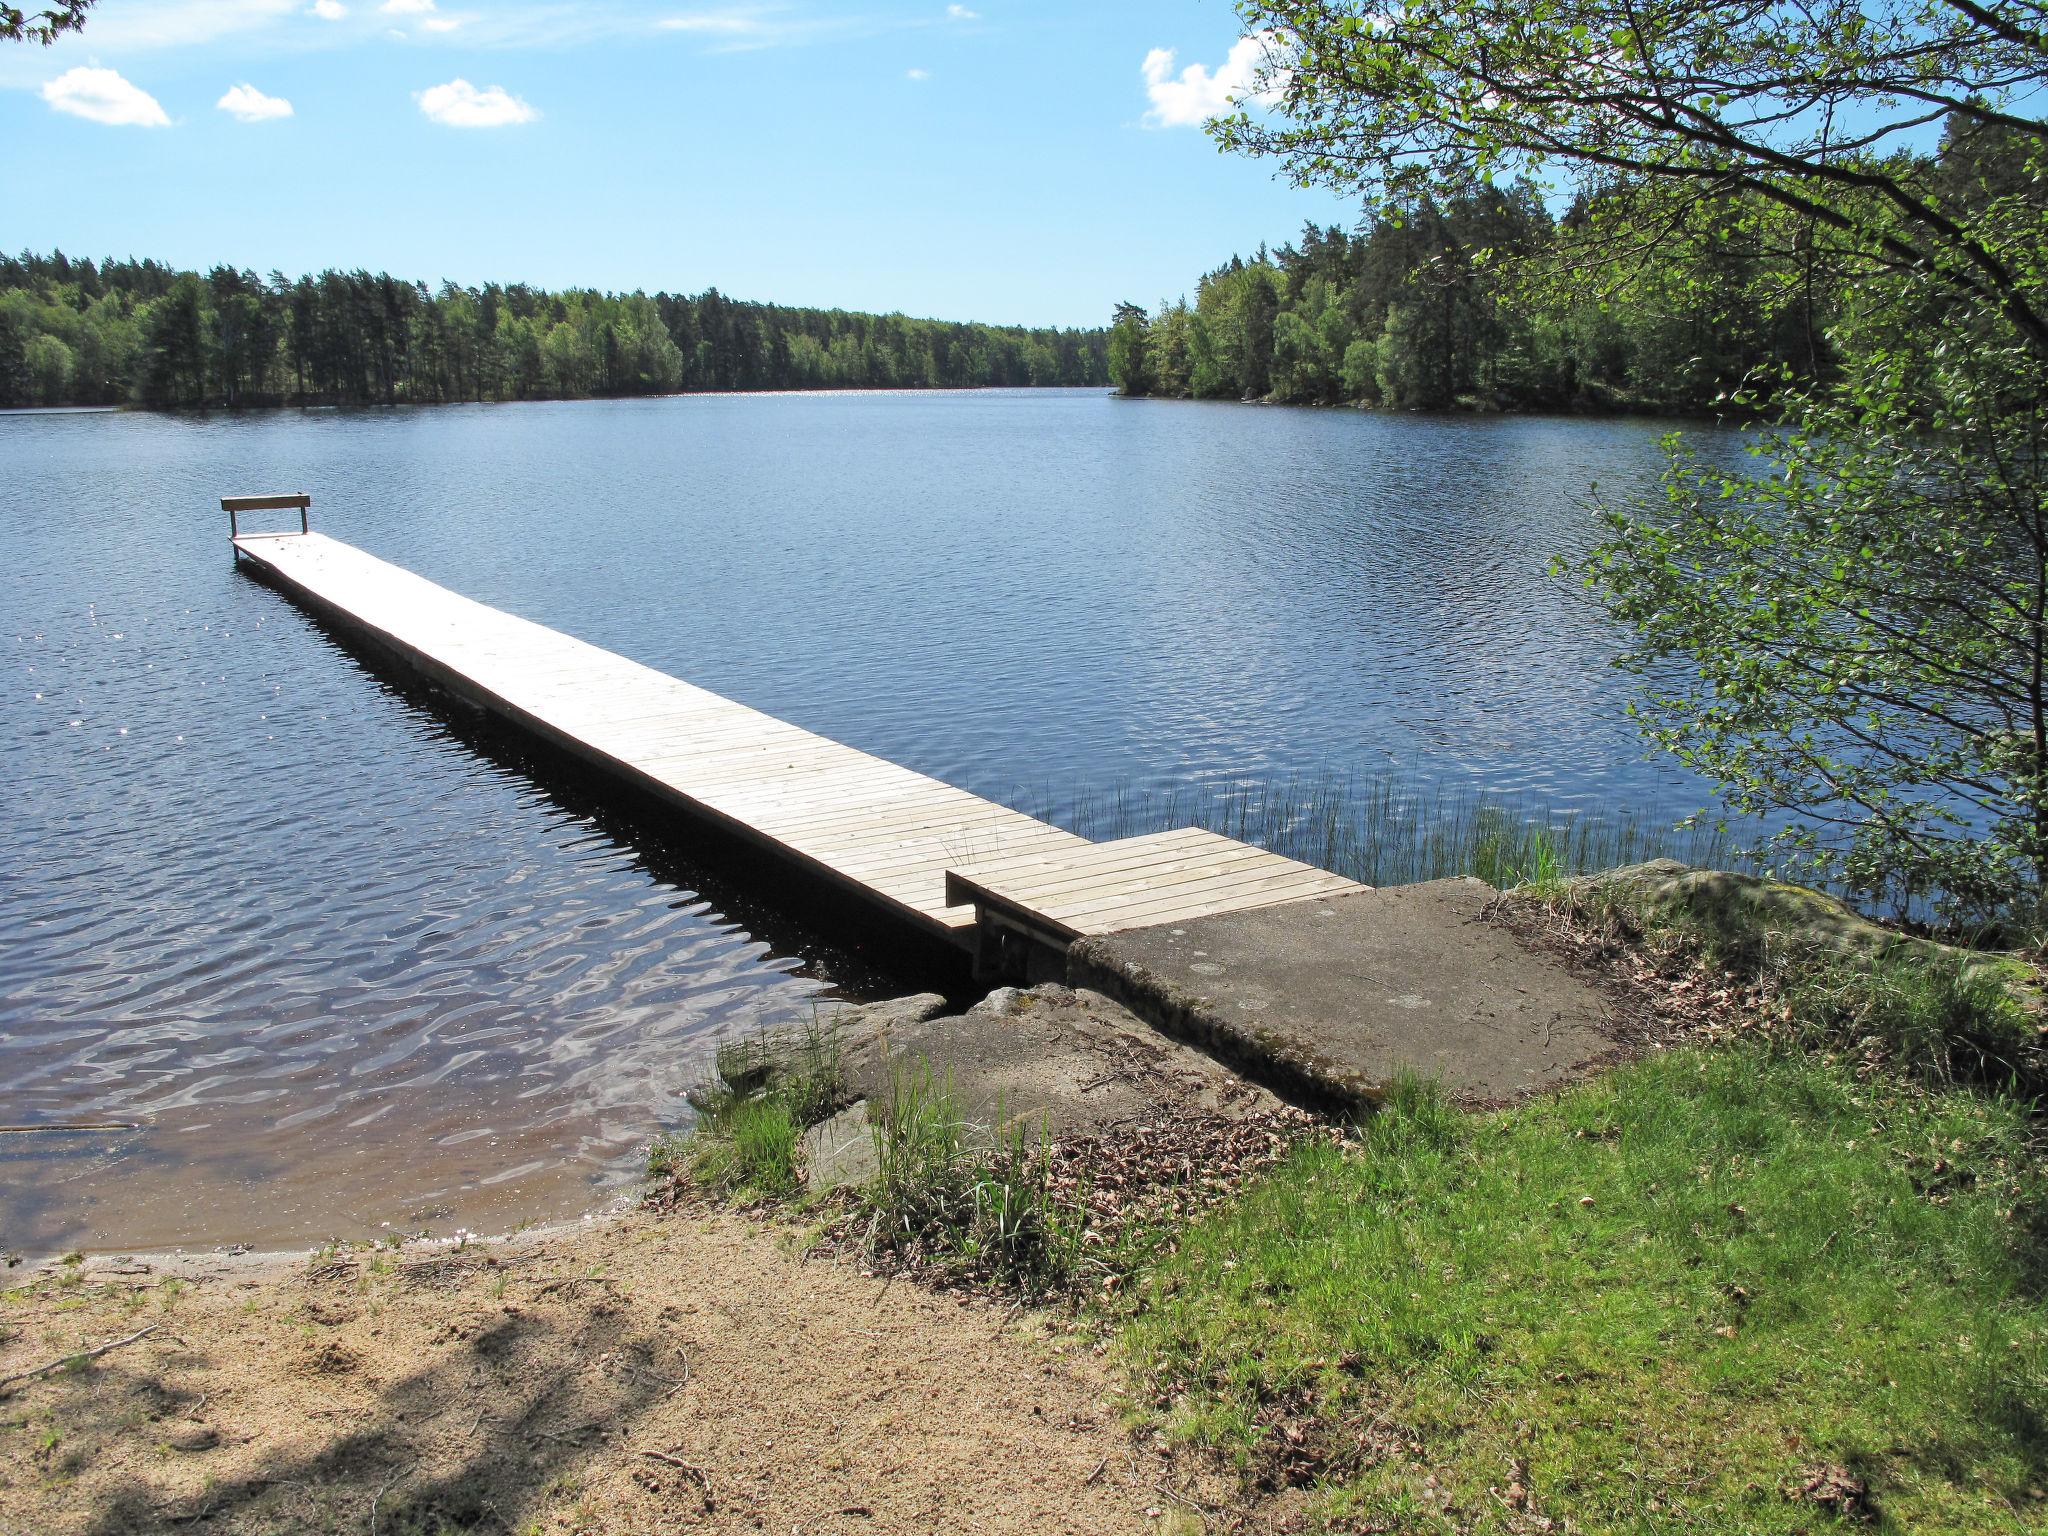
[308,0,346,16]
[1141,34,1279,128]
[905,66,928,79]
[945,4,976,16]
[657,8,765,35]
[655,5,876,49]
[217,81,293,119]
[41,66,171,126]
[421,14,461,29]
[383,0,435,12]
[415,77,536,126]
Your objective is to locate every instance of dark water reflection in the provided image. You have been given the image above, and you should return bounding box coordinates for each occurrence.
[1,391,1728,1254]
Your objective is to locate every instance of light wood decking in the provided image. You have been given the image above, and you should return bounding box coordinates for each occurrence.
[229,526,1369,960]
[946,826,1363,945]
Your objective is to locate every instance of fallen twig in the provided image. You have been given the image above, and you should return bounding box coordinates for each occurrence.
[368,1464,409,1536]
[639,1449,715,1506]
[0,1322,160,1396]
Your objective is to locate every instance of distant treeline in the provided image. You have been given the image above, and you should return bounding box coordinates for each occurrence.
[1108,181,1839,414]
[0,252,1111,409]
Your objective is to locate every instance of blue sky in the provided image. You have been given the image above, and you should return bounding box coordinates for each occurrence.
[2,0,1358,327]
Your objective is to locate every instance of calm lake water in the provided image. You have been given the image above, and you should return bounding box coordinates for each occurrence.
[2,389,1724,1254]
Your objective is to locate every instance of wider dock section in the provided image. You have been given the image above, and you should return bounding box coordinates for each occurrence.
[228,521,1370,973]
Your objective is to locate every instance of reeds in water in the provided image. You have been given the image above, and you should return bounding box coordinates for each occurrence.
[1003,772,1748,890]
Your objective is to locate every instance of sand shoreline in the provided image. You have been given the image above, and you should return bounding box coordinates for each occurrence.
[0,1197,1185,1535]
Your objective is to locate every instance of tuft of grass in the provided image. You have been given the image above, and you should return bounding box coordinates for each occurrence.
[653,1013,846,1199]
[693,1099,800,1197]
[1117,1045,2048,1533]
[860,1061,1089,1296]
[1775,947,2045,1099]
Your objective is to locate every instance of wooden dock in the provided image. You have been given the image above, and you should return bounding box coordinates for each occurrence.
[228,508,1367,975]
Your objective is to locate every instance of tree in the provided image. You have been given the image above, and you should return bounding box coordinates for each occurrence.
[0,308,30,406]
[23,332,72,403]
[2,0,90,44]
[1222,1,2048,924]
[1220,1,2048,362]
[141,276,207,407]
[0,249,1111,407]
[1107,301,1153,396]
[1596,323,2048,925]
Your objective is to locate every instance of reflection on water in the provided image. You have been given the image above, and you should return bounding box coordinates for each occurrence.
[1,391,1729,1254]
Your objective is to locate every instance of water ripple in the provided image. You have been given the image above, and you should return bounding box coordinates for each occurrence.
[1,392,1739,1254]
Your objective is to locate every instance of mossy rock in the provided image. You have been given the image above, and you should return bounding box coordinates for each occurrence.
[1571,863,2045,1095]
[1575,860,2037,992]
[1575,860,1913,961]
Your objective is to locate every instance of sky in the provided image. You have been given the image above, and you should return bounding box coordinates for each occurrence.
[1,0,1361,327]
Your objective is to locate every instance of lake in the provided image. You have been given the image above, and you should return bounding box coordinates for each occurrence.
[2,388,1725,1255]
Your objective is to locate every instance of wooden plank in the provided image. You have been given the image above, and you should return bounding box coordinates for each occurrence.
[222,493,310,512]
[1052,867,1358,932]
[948,826,1366,939]
[827,828,1090,885]
[968,857,1296,918]
[947,839,1276,908]
[943,825,1217,884]
[944,828,1259,907]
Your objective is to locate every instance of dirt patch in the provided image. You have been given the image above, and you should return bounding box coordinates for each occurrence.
[1485,889,1811,1054]
[0,1207,1172,1535]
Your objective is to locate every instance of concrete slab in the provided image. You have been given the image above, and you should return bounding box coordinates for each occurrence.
[834,984,1281,1141]
[1067,878,1620,1113]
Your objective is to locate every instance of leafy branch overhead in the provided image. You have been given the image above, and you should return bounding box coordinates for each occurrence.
[1222,0,2048,355]
[1,0,90,45]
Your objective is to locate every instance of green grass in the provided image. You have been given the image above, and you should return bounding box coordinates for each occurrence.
[688,1098,801,1196]
[858,1062,1088,1296]
[1005,771,1748,892]
[1118,1050,2047,1533]
[650,1014,845,1199]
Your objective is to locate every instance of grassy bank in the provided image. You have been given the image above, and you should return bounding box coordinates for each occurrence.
[655,1025,1092,1294]
[1118,1047,2046,1532]
[653,834,2046,1532]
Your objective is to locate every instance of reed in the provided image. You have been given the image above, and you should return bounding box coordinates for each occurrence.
[1004,771,1751,891]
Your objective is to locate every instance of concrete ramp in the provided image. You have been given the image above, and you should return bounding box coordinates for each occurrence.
[1067,877,1620,1113]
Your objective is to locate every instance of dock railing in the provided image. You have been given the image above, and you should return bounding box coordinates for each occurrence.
[223,493,311,540]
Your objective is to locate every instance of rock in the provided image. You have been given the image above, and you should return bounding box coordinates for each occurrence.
[838,982,1281,1141]
[1573,860,1906,961]
[1573,861,2033,997]
[801,1103,878,1192]
[706,996,950,1103]
[817,993,952,1045]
